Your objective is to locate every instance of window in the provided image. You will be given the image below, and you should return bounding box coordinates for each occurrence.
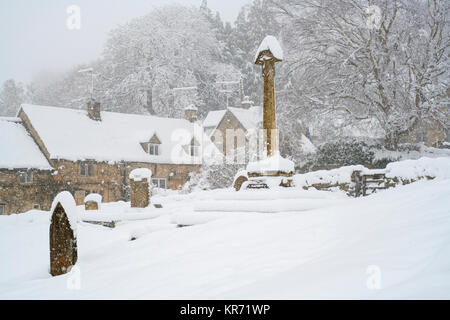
[151,178,166,189]
[81,163,94,176]
[189,138,200,157]
[149,143,159,155]
[88,163,93,176]
[190,145,199,157]
[0,204,5,215]
[33,204,40,210]
[146,134,161,155]
[19,171,32,183]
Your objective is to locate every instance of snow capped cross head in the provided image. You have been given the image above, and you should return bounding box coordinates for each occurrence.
[254,35,283,66]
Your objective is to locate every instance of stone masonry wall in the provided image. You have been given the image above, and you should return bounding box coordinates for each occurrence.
[0,169,55,214]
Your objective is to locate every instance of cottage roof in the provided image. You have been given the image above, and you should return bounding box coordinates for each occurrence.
[0,118,52,170]
[202,106,262,133]
[202,110,227,128]
[19,104,209,164]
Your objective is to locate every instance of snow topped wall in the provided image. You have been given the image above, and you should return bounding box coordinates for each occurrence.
[293,165,367,188]
[50,191,78,235]
[293,157,450,189]
[385,157,450,181]
[254,35,284,63]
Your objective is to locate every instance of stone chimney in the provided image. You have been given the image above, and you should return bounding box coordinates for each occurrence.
[184,104,198,123]
[241,96,253,110]
[87,99,101,121]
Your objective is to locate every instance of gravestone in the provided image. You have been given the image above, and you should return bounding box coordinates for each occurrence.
[49,191,78,276]
[84,193,102,211]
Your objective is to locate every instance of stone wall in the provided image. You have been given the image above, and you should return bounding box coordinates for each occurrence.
[0,160,200,214]
[0,169,55,214]
[51,160,124,205]
[125,162,200,191]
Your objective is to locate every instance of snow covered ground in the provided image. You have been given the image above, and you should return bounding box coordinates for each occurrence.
[1,161,450,299]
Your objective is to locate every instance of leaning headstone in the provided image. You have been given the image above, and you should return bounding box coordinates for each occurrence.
[50,191,78,276]
[129,168,152,208]
[84,193,102,211]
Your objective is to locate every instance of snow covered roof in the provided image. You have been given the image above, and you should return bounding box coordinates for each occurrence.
[0,118,52,170]
[341,118,385,139]
[19,104,205,164]
[227,106,262,131]
[300,134,317,154]
[202,106,262,132]
[202,110,227,128]
[254,35,284,65]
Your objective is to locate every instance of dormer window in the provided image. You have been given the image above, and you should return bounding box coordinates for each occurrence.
[149,143,159,156]
[189,138,200,157]
[142,134,161,156]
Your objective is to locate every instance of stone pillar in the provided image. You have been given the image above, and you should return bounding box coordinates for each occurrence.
[255,36,282,158]
[130,178,150,208]
[50,195,78,276]
[262,59,277,157]
[129,168,152,208]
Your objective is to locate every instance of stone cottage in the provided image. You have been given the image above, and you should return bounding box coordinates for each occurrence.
[202,97,263,163]
[0,101,207,214]
[0,117,54,214]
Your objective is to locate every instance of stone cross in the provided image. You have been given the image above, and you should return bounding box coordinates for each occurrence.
[255,37,283,157]
[50,202,78,276]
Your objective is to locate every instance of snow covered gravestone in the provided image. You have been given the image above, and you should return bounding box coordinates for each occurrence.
[84,193,102,211]
[129,168,152,208]
[49,191,78,276]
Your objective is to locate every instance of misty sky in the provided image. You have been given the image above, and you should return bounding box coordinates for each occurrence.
[0,0,249,84]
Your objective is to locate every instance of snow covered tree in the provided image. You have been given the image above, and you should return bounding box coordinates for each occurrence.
[228,0,281,102]
[99,5,223,117]
[272,0,449,150]
[0,79,26,116]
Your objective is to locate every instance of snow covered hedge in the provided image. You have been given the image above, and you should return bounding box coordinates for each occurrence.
[297,140,450,172]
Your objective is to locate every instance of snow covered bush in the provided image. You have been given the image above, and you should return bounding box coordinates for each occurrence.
[306,141,376,170]
[183,163,242,191]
